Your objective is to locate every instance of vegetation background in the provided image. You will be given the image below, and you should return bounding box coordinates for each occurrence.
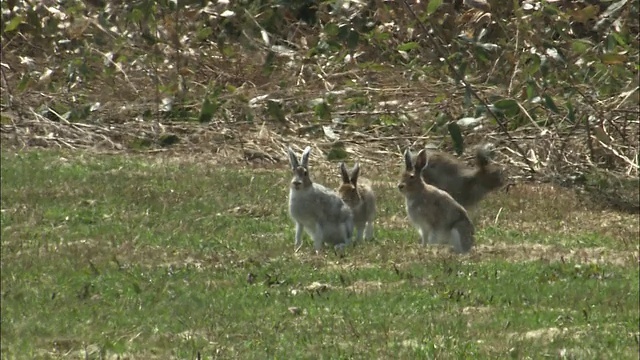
[1,0,639,358]
[2,0,638,194]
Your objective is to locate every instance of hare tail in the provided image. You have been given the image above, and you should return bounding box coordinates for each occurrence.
[475,145,494,168]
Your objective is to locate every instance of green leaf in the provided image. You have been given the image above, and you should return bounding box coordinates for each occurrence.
[540,59,550,78]
[472,46,490,64]
[492,99,520,116]
[397,42,420,51]
[221,45,235,57]
[262,51,276,76]
[570,4,599,23]
[610,31,627,46]
[158,133,180,147]
[373,31,391,41]
[346,30,359,50]
[131,8,144,23]
[427,0,443,15]
[314,102,331,121]
[4,15,24,32]
[447,123,464,156]
[198,97,217,123]
[327,143,348,160]
[196,27,213,41]
[457,61,468,81]
[606,34,618,51]
[435,112,450,126]
[543,94,560,114]
[17,74,32,92]
[600,53,627,65]
[267,100,286,123]
[566,101,575,123]
[525,54,541,75]
[324,23,339,37]
[570,39,591,55]
[379,115,398,126]
[463,87,473,107]
[526,81,537,101]
[131,281,141,294]
[338,25,350,41]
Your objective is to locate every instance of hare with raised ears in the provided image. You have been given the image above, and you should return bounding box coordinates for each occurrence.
[287,146,354,253]
[398,149,475,254]
[420,145,505,210]
[337,162,376,242]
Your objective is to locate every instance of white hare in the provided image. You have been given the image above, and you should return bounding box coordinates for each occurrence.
[287,146,354,253]
[337,162,376,242]
[398,149,475,254]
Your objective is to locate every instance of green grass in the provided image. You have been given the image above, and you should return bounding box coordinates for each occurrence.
[1,150,638,359]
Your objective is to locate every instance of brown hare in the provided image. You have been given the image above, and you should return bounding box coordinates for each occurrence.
[337,162,376,242]
[398,149,475,254]
[419,145,505,210]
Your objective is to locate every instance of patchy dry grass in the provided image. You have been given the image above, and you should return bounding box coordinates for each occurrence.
[1,149,638,359]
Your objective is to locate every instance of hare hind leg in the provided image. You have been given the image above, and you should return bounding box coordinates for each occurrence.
[364,221,374,240]
[294,222,304,252]
[354,224,365,243]
[428,229,454,247]
[310,223,325,252]
[448,228,464,253]
[419,227,435,246]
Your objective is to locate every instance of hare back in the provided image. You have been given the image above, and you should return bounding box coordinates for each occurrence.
[421,153,475,187]
[423,165,492,208]
[404,185,467,230]
[355,186,376,221]
[289,184,352,223]
[424,151,467,175]
[350,199,376,226]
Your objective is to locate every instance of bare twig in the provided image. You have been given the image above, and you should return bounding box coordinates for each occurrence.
[400,0,536,173]
[584,115,595,162]
[89,47,139,94]
[508,27,520,96]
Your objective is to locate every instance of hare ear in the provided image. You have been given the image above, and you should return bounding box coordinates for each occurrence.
[415,149,429,172]
[301,146,312,168]
[287,147,299,170]
[403,149,413,171]
[339,162,350,183]
[475,145,493,168]
[350,163,360,185]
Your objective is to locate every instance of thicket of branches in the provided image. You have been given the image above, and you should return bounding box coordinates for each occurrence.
[1,0,638,209]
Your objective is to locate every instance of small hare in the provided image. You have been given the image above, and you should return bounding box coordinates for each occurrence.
[287,146,354,253]
[337,162,376,242]
[398,149,475,254]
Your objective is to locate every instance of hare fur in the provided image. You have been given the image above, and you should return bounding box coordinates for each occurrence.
[337,162,376,242]
[287,146,354,252]
[398,149,475,253]
[419,145,504,210]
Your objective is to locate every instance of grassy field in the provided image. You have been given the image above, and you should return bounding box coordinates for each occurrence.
[1,149,638,359]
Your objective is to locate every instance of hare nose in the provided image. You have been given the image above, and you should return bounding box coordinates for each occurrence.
[397,183,404,190]
[293,180,302,186]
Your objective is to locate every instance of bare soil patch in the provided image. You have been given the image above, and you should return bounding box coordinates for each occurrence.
[480,183,638,245]
[472,243,637,266]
